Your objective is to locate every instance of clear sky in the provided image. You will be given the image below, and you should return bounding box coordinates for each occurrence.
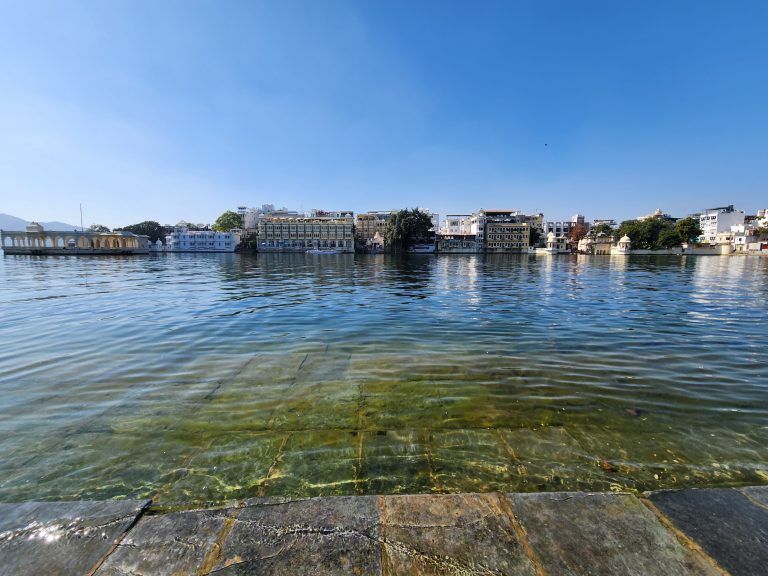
[1,1,766,228]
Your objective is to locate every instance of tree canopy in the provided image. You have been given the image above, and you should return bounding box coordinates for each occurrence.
[592,223,614,236]
[383,209,434,252]
[116,221,166,243]
[615,216,701,249]
[569,223,588,243]
[86,224,110,233]
[213,211,243,232]
[529,227,541,246]
[674,217,702,244]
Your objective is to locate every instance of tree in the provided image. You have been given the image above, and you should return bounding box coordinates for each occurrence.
[757,227,768,240]
[592,223,614,236]
[383,208,434,252]
[529,227,542,246]
[117,221,166,244]
[213,211,243,232]
[86,224,110,233]
[657,228,681,249]
[616,218,675,250]
[674,217,702,244]
[569,223,588,243]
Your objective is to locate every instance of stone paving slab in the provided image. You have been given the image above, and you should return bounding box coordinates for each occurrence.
[0,499,150,576]
[380,493,537,575]
[213,495,381,575]
[508,492,718,576]
[647,487,768,576]
[96,507,234,575]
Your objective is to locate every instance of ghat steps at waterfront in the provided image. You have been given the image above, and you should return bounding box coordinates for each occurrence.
[1,487,767,575]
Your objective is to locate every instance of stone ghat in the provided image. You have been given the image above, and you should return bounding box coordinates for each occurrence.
[1,487,767,575]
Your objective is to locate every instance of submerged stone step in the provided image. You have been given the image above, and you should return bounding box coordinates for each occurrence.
[0,499,150,576]
[647,487,768,576]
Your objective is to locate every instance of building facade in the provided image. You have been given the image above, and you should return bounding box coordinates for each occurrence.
[436,234,481,253]
[698,205,745,244]
[257,212,354,252]
[354,211,394,250]
[165,229,239,252]
[485,222,530,253]
[440,215,472,235]
[1,223,149,255]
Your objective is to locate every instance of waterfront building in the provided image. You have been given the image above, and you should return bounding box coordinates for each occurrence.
[436,233,482,253]
[1,223,149,255]
[698,205,745,244]
[165,229,239,252]
[485,221,530,253]
[355,211,395,250]
[257,211,354,252]
[542,214,589,237]
[238,205,302,233]
[440,214,472,235]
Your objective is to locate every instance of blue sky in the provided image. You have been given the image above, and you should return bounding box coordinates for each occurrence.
[0,1,766,228]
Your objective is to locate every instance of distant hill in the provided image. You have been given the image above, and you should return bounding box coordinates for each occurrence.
[0,213,80,231]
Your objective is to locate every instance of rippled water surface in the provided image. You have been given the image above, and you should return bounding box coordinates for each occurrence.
[1,253,767,506]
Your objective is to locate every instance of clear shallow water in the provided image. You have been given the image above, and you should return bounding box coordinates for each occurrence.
[0,253,766,507]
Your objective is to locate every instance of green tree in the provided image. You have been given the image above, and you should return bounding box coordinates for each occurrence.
[673,217,702,244]
[383,208,434,252]
[86,224,110,233]
[213,211,243,231]
[657,228,681,249]
[117,221,166,243]
[592,223,614,236]
[529,227,542,246]
[757,227,768,240]
[617,218,676,249]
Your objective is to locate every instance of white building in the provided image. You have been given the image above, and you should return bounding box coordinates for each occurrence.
[440,215,472,235]
[698,205,745,244]
[165,229,239,252]
[542,214,589,237]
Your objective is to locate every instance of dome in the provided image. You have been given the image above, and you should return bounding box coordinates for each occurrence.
[619,235,631,243]
[546,232,556,240]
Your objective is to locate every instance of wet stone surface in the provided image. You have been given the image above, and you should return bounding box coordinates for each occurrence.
[507,492,718,576]
[647,487,768,576]
[380,493,537,575]
[0,499,149,576]
[213,496,381,575]
[5,487,768,575]
[740,485,768,509]
[96,507,234,575]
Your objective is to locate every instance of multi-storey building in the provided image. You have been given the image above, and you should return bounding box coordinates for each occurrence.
[238,205,302,232]
[165,229,239,252]
[355,211,395,249]
[542,214,589,237]
[436,234,482,253]
[698,205,745,244]
[257,211,354,252]
[485,221,530,253]
[440,215,472,235]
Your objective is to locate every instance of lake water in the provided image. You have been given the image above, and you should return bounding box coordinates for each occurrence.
[1,253,766,508]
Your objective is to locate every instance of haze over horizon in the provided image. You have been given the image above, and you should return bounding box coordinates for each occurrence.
[1,1,766,229]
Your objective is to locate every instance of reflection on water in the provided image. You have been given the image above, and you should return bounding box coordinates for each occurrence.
[0,253,767,506]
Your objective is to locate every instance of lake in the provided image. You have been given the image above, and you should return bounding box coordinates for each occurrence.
[1,253,766,508]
